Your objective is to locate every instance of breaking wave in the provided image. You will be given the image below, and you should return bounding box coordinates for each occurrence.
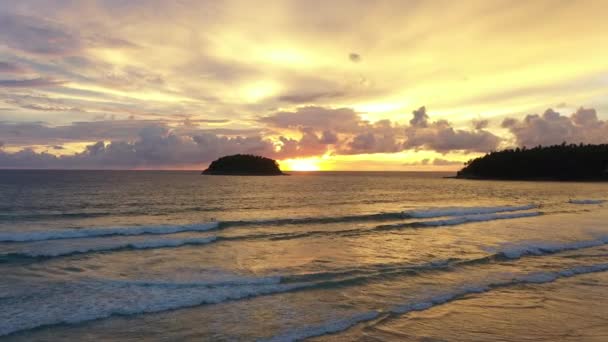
[375,211,541,230]
[0,236,217,259]
[0,204,540,244]
[402,204,538,218]
[3,237,608,337]
[263,263,608,341]
[0,222,219,242]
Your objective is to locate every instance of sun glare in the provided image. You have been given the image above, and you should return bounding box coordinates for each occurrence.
[280,158,322,171]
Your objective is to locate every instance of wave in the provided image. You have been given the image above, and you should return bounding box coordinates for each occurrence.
[0,206,226,222]
[262,263,608,341]
[0,236,217,259]
[3,237,608,337]
[220,212,405,227]
[402,204,538,218]
[0,204,542,244]
[569,199,605,205]
[281,236,608,286]
[0,222,219,242]
[375,211,541,231]
[0,212,546,261]
[110,275,283,289]
[496,236,608,259]
[0,212,404,243]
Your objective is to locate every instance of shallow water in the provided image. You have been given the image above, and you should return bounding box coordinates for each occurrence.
[0,170,607,341]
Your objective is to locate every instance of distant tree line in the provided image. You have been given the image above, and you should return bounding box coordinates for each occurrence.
[457,143,608,180]
[202,154,284,175]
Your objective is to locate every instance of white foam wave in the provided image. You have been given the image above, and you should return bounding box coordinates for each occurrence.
[263,311,381,342]
[5,236,218,258]
[262,263,608,341]
[112,276,282,288]
[404,204,537,218]
[420,211,541,227]
[0,278,308,337]
[497,236,608,259]
[568,199,605,205]
[0,222,219,242]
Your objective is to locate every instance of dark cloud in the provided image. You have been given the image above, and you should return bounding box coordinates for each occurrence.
[409,106,429,127]
[190,119,231,124]
[19,103,84,112]
[14,103,607,169]
[0,14,81,55]
[349,53,361,63]
[403,158,463,166]
[277,128,330,158]
[0,14,134,56]
[262,106,501,155]
[341,119,401,154]
[472,119,489,130]
[320,130,338,144]
[278,91,345,104]
[0,62,27,74]
[12,77,61,89]
[431,158,463,166]
[403,107,501,153]
[0,120,158,145]
[260,106,366,133]
[0,126,272,168]
[0,122,334,168]
[502,107,608,147]
[346,132,401,154]
[100,66,166,90]
[0,78,65,88]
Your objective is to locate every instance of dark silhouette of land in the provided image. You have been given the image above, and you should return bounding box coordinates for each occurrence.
[202,154,286,175]
[456,143,608,181]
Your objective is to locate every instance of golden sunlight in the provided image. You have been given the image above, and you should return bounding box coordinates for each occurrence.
[279,157,323,171]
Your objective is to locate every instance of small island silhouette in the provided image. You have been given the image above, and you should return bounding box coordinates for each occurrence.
[456,143,608,181]
[202,154,286,176]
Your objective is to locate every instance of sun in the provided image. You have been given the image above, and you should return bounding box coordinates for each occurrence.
[279,158,322,171]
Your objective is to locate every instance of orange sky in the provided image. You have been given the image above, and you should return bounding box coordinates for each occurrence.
[0,1,607,170]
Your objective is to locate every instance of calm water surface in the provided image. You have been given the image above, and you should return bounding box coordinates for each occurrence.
[1,170,607,341]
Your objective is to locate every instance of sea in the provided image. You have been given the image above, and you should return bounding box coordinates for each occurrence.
[1,170,608,341]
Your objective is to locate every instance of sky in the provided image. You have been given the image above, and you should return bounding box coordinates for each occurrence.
[0,0,607,171]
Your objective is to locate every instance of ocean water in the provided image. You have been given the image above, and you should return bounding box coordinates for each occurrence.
[1,170,608,341]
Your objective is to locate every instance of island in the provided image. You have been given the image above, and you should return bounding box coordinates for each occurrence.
[202,154,286,176]
[456,143,608,181]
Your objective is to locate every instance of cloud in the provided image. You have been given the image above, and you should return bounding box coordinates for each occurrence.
[0,126,273,169]
[0,120,159,145]
[0,14,82,55]
[403,158,463,166]
[260,106,366,133]
[403,107,501,153]
[19,103,84,112]
[502,107,608,147]
[409,106,429,127]
[349,53,361,63]
[262,105,502,155]
[278,91,345,104]
[431,158,463,166]
[0,121,334,168]
[472,119,489,130]
[0,14,134,56]
[0,62,27,74]
[0,78,65,87]
[341,119,401,154]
